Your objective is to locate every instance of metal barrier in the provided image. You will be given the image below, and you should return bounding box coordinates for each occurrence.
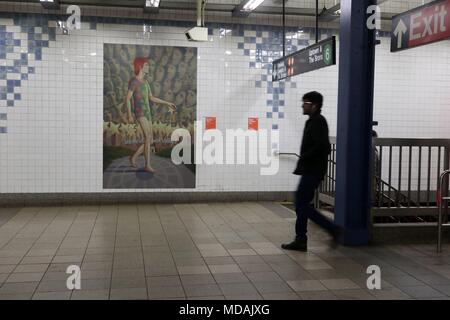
[318,137,336,207]
[318,138,450,214]
[437,170,450,253]
[372,138,450,217]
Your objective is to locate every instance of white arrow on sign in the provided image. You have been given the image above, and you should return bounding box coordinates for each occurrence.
[393,19,407,49]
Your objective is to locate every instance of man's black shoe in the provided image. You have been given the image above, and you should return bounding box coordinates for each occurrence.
[329,226,343,248]
[281,240,307,252]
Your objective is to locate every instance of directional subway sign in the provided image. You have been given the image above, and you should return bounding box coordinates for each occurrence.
[272,36,336,82]
[391,0,450,52]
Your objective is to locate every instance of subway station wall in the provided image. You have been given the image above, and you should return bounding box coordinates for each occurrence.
[0,12,449,194]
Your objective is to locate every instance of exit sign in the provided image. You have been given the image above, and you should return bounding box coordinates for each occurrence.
[391,0,450,52]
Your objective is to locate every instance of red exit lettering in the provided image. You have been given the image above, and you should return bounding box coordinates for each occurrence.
[409,0,450,47]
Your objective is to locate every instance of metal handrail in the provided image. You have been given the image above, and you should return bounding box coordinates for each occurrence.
[276,152,300,159]
[437,170,450,253]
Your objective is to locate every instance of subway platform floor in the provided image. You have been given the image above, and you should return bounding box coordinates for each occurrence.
[0,202,450,300]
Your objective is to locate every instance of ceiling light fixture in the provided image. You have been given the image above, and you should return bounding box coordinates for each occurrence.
[232,0,265,18]
[40,0,60,9]
[144,0,160,13]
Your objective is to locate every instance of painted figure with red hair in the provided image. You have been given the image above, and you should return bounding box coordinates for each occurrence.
[125,57,177,173]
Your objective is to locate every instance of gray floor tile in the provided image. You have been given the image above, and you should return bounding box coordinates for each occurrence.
[332,289,377,300]
[32,291,71,300]
[213,273,250,284]
[384,275,426,287]
[14,264,49,273]
[219,282,259,296]
[204,257,236,265]
[0,257,21,265]
[287,280,328,292]
[434,285,450,296]
[319,279,360,290]
[37,280,72,292]
[399,285,447,299]
[6,272,44,283]
[148,286,185,299]
[147,276,182,287]
[238,263,272,273]
[112,268,145,278]
[0,265,16,274]
[0,282,40,294]
[0,293,33,300]
[80,269,112,280]
[262,292,301,300]
[183,284,222,297]
[190,296,226,300]
[177,266,210,275]
[81,278,111,290]
[297,291,339,300]
[224,293,263,300]
[110,287,148,300]
[180,274,216,286]
[246,271,283,283]
[234,256,265,265]
[111,277,146,289]
[209,264,241,274]
[369,287,413,300]
[253,281,293,294]
[71,289,109,300]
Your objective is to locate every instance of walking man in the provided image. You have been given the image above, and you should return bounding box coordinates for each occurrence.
[282,91,339,252]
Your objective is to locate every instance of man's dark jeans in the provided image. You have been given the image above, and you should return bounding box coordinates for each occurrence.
[295,173,335,242]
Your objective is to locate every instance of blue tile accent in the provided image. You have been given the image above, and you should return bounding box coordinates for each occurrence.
[21,73,28,80]
[0,113,7,120]
[278,112,284,119]
[266,112,273,118]
[238,43,244,49]
[244,37,256,44]
[14,93,21,100]
[272,124,278,130]
[244,49,250,56]
[267,100,273,106]
[255,81,261,88]
[0,127,7,134]
[7,100,14,107]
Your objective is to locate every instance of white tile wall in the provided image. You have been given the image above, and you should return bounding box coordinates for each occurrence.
[0,0,449,194]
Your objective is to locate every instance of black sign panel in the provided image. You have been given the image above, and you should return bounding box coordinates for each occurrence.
[272,36,336,82]
[391,0,450,52]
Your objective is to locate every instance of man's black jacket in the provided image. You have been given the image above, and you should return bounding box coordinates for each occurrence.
[293,112,331,180]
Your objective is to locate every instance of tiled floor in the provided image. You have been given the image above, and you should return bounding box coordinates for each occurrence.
[0,202,449,300]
